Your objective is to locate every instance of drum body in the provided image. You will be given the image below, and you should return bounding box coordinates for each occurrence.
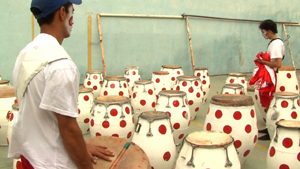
[175,75,203,120]
[161,65,184,90]
[267,120,300,169]
[131,80,156,124]
[221,84,244,95]
[276,66,299,93]
[175,131,241,169]
[0,80,10,86]
[124,66,141,96]
[204,94,258,164]
[77,87,94,134]
[90,96,134,140]
[0,86,16,146]
[86,136,151,169]
[100,76,129,97]
[155,90,191,146]
[194,67,211,103]
[151,71,171,99]
[225,73,247,95]
[83,70,103,98]
[266,92,300,139]
[132,111,177,169]
[7,104,19,145]
[12,159,22,169]
[254,89,269,124]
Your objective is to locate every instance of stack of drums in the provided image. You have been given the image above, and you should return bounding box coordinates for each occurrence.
[132,111,177,169]
[77,87,94,134]
[90,95,134,140]
[221,84,245,95]
[83,70,103,98]
[276,65,299,93]
[204,94,258,164]
[131,80,156,124]
[194,67,211,103]
[225,73,247,95]
[0,86,16,146]
[155,90,191,146]
[266,92,300,139]
[267,120,300,169]
[175,75,203,120]
[100,76,129,97]
[0,79,10,86]
[175,131,241,169]
[151,71,171,99]
[124,66,141,96]
[161,65,184,90]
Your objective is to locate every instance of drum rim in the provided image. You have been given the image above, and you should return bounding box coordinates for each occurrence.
[153,71,169,75]
[87,70,103,74]
[194,67,208,71]
[12,103,19,110]
[0,86,15,98]
[104,75,127,81]
[79,87,93,93]
[223,83,244,89]
[228,73,246,77]
[276,120,300,129]
[126,66,139,69]
[94,95,130,105]
[161,65,182,69]
[135,79,153,85]
[158,90,186,97]
[0,80,10,84]
[210,94,254,106]
[278,65,295,71]
[139,111,169,120]
[177,75,200,81]
[273,92,300,98]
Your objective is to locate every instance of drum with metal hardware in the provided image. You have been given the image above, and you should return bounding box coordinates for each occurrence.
[225,73,247,95]
[194,67,211,103]
[7,103,19,145]
[0,80,10,86]
[83,70,104,98]
[100,76,129,97]
[77,87,94,134]
[276,65,299,93]
[221,84,245,95]
[161,65,184,90]
[124,66,141,96]
[151,71,171,99]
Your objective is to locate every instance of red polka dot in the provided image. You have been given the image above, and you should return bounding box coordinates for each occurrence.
[132,71,136,75]
[173,100,180,107]
[280,86,285,92]
[132,116,135,123]
[182,81,187,87]
[255,95,258,100]
[140,100,146,106]
[182,111,187,118]
[110,109,118,116]
[16,161,23,169]
[173,123,180,129]
[207,107,210,114]
[166,111,171,117]
[195,107,199,112]
[125,107,130,114]
[297,152,300,161]
[197,73,201,77]
[156,78,160,83]
[123,83,127,88]
[10,113,14,121]
[91,119,94,127]
[162,88,166,91]
[194,81,199,86]
[279,164,290,169]
[102,121,110,128]
[77,109,80,114]
[133,93,136,98]
[251,109,255,118]
[120,120,127,128]
[14,99,18,104]
[127,132,132,139]
[188,100,194,105]
[152,102,156,108]
[298,100,300,106]
[163,151,171,161]
[85,75,88,79]
[127,78,130,83]
[234,140,242,148]
[87,81,91,86]
[245,125,252,133]
[206,123,212,131]
[93,86,97,90]
[119,91,124,96]
[176,86,180,91]
[93,75,98,80]
[84,95,89,101]
[223,125,232,134]
[264,108,268,113]
[243,150,250,157]
[188,87,194,93]
[110,83,115,89]
[112,134,119,137]
[104,91,108,95]
[207,72,209,76]
[282,138,293,148]
[269,146,276,157]
[177,71,180,75]
[241,80,245,84]
[287,73,292,79]
[291,111,297,119]
[203,91,206,95]
[254,135,258,143]
[202,80,206,85]
[159,125,167,134]
[84,118,89,123]
[100,81,103,84]
[215,110,223,119]
[178,134,184,139]
[171,77,175,81]
[233,111,242,120]
[148,89,153,95]
[230,79,234,83]
[196,92,201,98]
[281,101,289,108]
[296,85,299,90]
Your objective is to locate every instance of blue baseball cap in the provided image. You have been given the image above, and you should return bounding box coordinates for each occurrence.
[31,0,82,19]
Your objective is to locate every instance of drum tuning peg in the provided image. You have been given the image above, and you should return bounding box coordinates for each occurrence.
[274,129,278,143]
[90,110,95,116]
[181,156,186,160]
[271,111,279,121]
[104,112,109,119]
[224,147,233,167]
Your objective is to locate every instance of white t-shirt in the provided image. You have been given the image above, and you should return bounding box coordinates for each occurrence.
[266,38,285,71]
[8,34,80,169]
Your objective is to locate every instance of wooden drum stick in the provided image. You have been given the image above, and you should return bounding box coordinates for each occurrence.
[109,142,131,169]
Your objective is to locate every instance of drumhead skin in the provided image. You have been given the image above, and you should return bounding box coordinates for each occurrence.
[194,67,207,71]
[278,65,295,71]
[85,136,151,169]
[79,87,93,93]
[135,80,152,85]
[210,94,254,107]
[177,75,200,81]
[186,131,233,147]
[95,95,129,103]
[0,80,10,85]
[153,71,169,75]
[139,111,169,121]
[162,65,181,69]
[87,70,102,74]
[273,92,299,97]
[228,73,246,77]
[158,90,186,97]
[0,86,15,98]
[276,120,300,129]
[104,76,127,81]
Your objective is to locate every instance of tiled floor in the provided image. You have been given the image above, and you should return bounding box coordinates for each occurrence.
[1,70,299,169]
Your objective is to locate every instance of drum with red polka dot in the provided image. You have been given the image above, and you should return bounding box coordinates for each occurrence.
[267,120,300,169]
[7,103,19,146]
[124,66,141,96]
[155,90,191,146]
[12,158,22,169]
[99,76,129,97]
[0,79,10,86]
[266,92,300,139]
[161,65,184,90]
[132,111,177,169]
[194,67,211,103]
[151,71,171,99]
[175,131,241,169]
[275,66,299,94]
[90,96,134,140]
[83,70,104,98]
[254,89,269,124]
[175,75,204,120]
[77,87,94,134]
[0,86,17,146]
[131,80,156,125]
[221,84,245,95]
[204,94,258,165]
[225,73,248,95]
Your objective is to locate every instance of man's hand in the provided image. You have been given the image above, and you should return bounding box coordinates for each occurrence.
[86,143,115,164]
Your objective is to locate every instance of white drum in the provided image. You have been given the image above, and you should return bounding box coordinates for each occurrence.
[276,66,299,93]
[100,76,129,97]
[12,158,22,169]
[83,70,104,98]
[254,89,269,124]
[225,73,247,95]
[175,131,241,169]
[90,96,134,140]
[175,75,203,120]
[161,65,184,90]
[131,80,156,124]
[194,67,211,103]
[266,92,300,139]
[7,103,19,145]
[77,87,94,134]
[124,66,141,97]
[267,120,300,169]
[0,86,16,146]
[0,80,10,86]
[204,94,258,165]
[155,90,191,146]
[132,111,177,169]
[221,84,245,95]
[151,71,171,99]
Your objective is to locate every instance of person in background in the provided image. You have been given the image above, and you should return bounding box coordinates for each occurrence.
[8,0,114,168]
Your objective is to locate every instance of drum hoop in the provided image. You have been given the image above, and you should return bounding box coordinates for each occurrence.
[139,111,169,121]
[210,94,254,106]
[223,84,244,89]
[12,103,19,110]
[162,65,181,69]
[126,66,139,70]
[104,76,127,81]
[94,99,130,106]
[153,71,169,75]
[194,67,208,71]
[0,80,10,84]
[276,120,300,129]
[158,90,186,97]
[184,132,234,148]
[278,65,295,71]
[0,86,15,98]
[228,73,246,77]
[177,75,200,81]
[273,92,300,99]
[79,87,93,93]
[135,80,152,85]
[87,70,103,74]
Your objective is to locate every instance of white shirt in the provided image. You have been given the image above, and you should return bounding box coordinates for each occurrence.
[8,34,80,169]
[266,38,285,71]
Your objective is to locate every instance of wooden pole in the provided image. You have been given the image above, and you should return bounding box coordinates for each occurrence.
[32,14,35,41]
[283,24,296,68]
[185,17,195,73]
[97,14,107,77]
[88,15,92,71]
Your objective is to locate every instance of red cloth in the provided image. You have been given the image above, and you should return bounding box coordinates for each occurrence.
[20,155,34,169]
[249,52,276,108]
